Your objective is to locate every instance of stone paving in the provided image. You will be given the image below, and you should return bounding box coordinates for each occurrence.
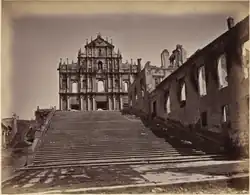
[1,111,248,193]
[2,160,248,194]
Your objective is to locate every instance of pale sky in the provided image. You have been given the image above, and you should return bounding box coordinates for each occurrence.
[2,1,249,119]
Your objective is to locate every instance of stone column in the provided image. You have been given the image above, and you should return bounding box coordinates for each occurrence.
[60,96,64,110]
[87,77,89,92]
[59,75,62,89]
[113,96,116,110]
[93,96,96,111]
[108,96,112,110]
[69,79,72,93]
[92,77,95,92]
[67,96,70,110]
[113,77,116,92]
[120,96,123,110]
[108,77,111,92]
[80,75,83,90]
[67,76,70,92]
[89,77,92,93]
[81,96,84,110]
[119,76,122,92]
[87,96,91,111]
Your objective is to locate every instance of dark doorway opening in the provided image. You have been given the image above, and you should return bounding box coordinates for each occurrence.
[71,104,80,110]
[96,101,107,110]
[201,111,207,127]
[152,101,157,118]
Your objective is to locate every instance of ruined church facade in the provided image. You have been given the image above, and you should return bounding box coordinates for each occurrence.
[58,34,141,111]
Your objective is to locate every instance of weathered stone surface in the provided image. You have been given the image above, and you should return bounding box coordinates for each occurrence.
[128,16,249,159]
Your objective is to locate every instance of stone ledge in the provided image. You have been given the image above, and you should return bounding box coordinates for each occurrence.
[44,173,249,194]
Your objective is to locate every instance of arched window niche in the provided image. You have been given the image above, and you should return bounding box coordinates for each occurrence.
[217,54,228,89]
[97,80,105,92]
[198,65,207,96]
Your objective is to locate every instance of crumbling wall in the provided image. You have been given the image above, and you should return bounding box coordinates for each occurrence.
[128,68,149,114]
[35,107,54,126]
[147,16,249,158]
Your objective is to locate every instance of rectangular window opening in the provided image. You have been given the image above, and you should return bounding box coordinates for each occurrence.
[201,111,207,127]
[198,66,207,96]
[221,105,229,123]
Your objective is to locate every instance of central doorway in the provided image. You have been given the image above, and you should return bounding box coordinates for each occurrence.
[71,104,80,110]
[96,101,107,110]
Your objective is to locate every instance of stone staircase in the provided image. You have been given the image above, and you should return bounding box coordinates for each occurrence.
[24,110,224,169]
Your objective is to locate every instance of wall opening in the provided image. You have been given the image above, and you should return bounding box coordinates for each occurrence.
[201,111,207,127]
[180,82,186,107]
[217,54,228,89]
[123,81,128,92]
[155,77,160,86]
[134,87,137,100]
[164,93,171,114]
[70,96,80,110]
[98,61,103,70]
[198,66,207,96]
[62,78,67,89]
[82,79,86,89]
[115,79,119,89]
[97,80,105,92]
[89,78,93,89]
[72,82,78,93]
[62,96,67,110]
[152,101,157,118]
[221,105,229,123]
[141,90,144,98]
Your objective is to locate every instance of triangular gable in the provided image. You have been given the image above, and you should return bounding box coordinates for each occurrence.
[85,35,114,48]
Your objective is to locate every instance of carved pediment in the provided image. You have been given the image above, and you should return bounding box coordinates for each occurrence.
[86,35,114,48]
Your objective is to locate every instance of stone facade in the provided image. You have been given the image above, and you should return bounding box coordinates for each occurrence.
[128,46,186,114]
[58,34,140,111]
[129,16,249,156]
[1,118,13,148]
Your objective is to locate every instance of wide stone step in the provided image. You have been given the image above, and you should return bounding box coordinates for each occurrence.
[33,153,187,163]
[28,154,225,168]
[32,155,214,165]
[33,150,205,158]
[33,151,189,160]
[35,148,179,154]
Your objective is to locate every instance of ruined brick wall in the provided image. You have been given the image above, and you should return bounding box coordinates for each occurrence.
[149,16,249,146]
[35,108,53,126]
[128,68,149,114]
